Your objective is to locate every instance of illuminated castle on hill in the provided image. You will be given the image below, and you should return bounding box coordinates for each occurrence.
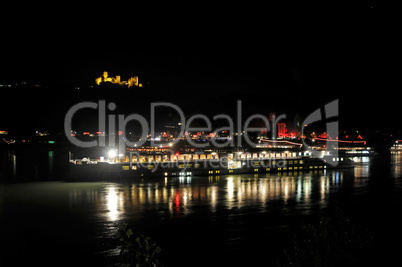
[95,71,143,88]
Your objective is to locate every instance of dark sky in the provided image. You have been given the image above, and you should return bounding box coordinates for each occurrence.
[1,4,400,135]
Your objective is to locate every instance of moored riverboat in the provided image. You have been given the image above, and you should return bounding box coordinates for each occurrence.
[69,149,352,180]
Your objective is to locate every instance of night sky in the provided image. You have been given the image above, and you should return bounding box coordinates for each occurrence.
[1,4,399,136]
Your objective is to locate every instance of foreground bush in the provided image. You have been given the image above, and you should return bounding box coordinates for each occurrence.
[115,222,162,267]
[282,208,374,266]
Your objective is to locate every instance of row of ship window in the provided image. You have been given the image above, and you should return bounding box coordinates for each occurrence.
[127,165,325,172]
[114,153,303,163]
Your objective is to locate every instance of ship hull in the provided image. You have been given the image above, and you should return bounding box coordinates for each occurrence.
[69,157,329,181]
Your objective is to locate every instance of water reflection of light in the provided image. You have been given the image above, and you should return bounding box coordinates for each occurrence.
[11,152,16,177]
[227,177,235,209]
[147,187,151,203]
[304,178,310,200]
[392,154,402,178]
[138,187,144,204]
[260,180,267,205]
[175,192,180,214]
[106,186,122,221]
[284,184,289,202]
[163,187,168,202]
[48,150,54,174]
[296,178,302,202]
[94,173,340,221]
[225,176,308,207]
[210,186,217,211]
[320,176,326,200]
[183,191,188,205]
[155,186,159,203]
[330,172,344,190]
[227,177,234,196]
[179,177,192,184]
[354,165,370,178]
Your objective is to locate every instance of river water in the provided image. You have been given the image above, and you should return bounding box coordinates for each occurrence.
[1,149,402,266]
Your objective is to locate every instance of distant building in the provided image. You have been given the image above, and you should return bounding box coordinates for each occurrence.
[95,71,143,88]
[35,131,50,137]
[277,123,286,138]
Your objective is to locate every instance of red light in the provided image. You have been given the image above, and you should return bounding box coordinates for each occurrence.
[314,137,366,146]
[175,192,180,214]
[118,131,123,135]
[319,132,328,139]
[288,131,297,138]
[277,123,286,138]
[175,192,180,207]
[83,132,90,135]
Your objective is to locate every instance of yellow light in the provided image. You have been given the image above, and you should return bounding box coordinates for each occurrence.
[95,72,141,88]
